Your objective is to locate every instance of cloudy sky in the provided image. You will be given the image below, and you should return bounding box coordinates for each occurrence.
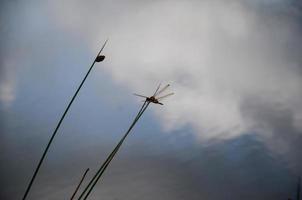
[0,0,302,199]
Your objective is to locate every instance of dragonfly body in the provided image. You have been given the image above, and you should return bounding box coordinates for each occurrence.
[134,84,173,105]
[146,96,163,105]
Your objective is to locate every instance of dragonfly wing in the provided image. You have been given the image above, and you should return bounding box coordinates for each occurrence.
[155,84,170,97]
[153,83,162,96]
[157,92,174,100]
[133,93,148,98]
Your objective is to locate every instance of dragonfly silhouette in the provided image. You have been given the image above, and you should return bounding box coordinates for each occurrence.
[134,84,174,105]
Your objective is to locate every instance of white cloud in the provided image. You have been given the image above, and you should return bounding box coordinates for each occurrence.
[51,0,302,142]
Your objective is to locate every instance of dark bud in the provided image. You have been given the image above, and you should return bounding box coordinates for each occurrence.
[95,55,105,62]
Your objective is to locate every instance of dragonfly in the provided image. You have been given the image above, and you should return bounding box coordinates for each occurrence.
[134,84,174,105]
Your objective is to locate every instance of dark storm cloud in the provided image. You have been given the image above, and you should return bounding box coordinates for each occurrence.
[237,0,302,176]
[2,125,296,200]
[240,97,302,175]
